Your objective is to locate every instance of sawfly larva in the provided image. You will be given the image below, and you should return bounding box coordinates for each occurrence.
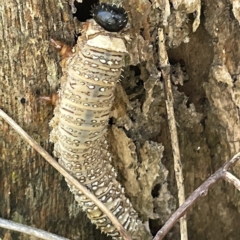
[49,4,144,239]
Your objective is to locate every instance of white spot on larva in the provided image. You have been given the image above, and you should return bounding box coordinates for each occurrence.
[84,61,89,64]
[107,60,113,65]
[99,87,105,92]
[93,55,98,59]
[100,59,107,63]
[118,205,122,210]
[91,63,98,67]
[114,60,119,64]
[88,85,95,89]
[94,77,99,81]
[84,74,89,78]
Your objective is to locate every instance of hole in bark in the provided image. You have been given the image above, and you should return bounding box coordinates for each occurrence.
[73,0,99,22]
[169,2,174,9]
[151,183,161,198]
[186,99,191,108]
[149,219,163,236]
[20,98,26,104]
[130,65,141,76]
[108,117,116,125]
[232,74,239,83]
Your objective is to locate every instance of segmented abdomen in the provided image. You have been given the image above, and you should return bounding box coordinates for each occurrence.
[50,20,140,239]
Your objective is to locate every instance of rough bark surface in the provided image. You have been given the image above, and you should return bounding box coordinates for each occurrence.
[0,1,109,239]
[1,0,240,240]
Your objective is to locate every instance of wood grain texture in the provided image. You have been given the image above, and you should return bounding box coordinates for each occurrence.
[0,1,110,239]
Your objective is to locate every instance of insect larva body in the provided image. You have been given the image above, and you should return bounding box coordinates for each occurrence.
[50,7,141,239]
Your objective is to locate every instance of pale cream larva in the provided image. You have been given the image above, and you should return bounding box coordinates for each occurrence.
[49,5,142,239]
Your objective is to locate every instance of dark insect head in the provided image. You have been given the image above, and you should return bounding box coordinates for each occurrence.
[92,3,128,32]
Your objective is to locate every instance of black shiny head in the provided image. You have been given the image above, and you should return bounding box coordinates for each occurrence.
[92,3,128,32]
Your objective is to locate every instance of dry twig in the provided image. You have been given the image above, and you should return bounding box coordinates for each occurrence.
[0,218,69,240]
[153,152,240,240]
[158,28,188,240]
[0,108,132,240]
[223,171,240,191]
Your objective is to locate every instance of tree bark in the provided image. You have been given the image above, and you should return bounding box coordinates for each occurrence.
[0,0,109,239]
[1,0,240,240]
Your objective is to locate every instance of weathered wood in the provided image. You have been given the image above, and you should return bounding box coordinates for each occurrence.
[0,0,109,239]
[1,0,240,240]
